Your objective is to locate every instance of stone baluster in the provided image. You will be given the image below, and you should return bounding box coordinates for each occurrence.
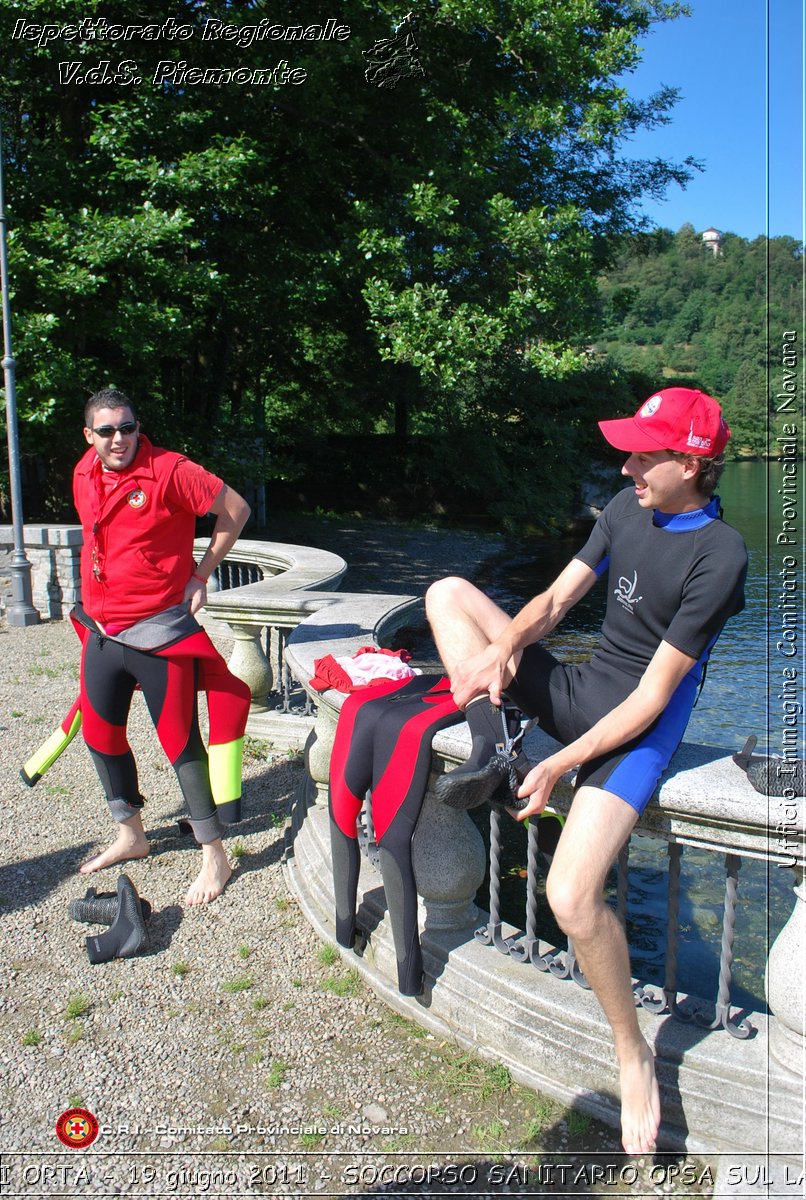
[766,866,805,1074]
[411,778,486,932]
[226,622,273,712]
[306,702,338,808]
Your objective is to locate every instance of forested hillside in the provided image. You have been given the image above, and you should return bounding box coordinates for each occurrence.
[1,0,696,525]
[595,225,802,456]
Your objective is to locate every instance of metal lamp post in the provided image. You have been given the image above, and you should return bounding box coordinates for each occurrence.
[0,124,40,626]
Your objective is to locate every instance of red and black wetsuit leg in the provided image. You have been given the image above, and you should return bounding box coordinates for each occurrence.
[329,675,461,996]
[80,632,143,822]
[161,631,252,825]
[80,631,222,843]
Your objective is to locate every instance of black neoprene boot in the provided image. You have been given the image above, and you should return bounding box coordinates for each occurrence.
[732,734,806,797]
[435,700,530,810]
[83,875,150,964]
[69,885,152,924]
[487,747,532,812]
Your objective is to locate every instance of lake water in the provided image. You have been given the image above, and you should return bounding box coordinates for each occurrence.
[472,460,790,1012]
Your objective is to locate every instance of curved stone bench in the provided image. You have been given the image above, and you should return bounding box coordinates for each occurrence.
[282,595,805,1176]
[194,538,349,727]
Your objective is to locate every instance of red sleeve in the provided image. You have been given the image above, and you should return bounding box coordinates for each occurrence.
[165,457,224,516]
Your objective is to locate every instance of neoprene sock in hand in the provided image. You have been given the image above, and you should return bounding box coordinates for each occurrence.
[435,699,506,809]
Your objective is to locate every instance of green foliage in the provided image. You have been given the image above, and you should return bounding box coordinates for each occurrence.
[595,226,803,455]
[64,993,91,1020]
[316,943,339,968]
[321,968,362,998]
[0,0,695,519]
[221,974,254,993]
[266,1058,287,1088]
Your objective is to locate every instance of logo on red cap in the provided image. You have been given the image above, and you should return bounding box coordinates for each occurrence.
[686,421,713,451]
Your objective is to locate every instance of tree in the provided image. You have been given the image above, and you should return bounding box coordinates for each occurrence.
[1,0,695,520]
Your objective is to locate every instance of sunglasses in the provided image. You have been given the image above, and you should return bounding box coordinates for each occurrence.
[92,421,138,437]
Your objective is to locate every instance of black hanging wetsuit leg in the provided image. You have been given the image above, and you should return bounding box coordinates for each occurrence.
[329,674,461,996]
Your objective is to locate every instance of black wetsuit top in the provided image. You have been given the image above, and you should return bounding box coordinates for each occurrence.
[508,489,747,812]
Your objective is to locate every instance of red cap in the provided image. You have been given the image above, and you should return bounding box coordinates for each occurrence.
[598,388,731,457]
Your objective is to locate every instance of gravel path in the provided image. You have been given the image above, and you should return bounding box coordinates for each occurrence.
[0,522,706,1197]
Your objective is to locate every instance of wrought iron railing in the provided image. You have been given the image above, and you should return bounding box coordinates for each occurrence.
[476,814,755,1039]
[210,560,264,591]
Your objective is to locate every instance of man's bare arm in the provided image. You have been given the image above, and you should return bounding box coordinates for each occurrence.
[184,485,251,615]
[514,639,699,819]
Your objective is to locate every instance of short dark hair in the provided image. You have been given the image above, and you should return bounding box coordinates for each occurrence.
[670,451,725,497]
[84,388,137,427]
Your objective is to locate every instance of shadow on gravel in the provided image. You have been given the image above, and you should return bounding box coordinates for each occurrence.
[352,1131,700,1196]
[144,902,183,954]
[228,834,289,879]
[0,844,97,911]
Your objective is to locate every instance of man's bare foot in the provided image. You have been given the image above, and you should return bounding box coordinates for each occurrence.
[79,819,150,874]
[185,840,232,906]
[619,1039,661,1155]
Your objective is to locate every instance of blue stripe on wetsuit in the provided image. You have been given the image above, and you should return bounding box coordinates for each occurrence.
[597,632,719,813]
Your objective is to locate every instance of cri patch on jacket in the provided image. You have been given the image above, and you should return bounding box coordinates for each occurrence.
[127,489,147,508]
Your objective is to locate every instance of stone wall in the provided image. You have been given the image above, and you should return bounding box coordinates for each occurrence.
[0,525,83,620]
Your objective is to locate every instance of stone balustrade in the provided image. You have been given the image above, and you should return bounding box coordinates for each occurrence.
[0,525,83,619]
[282,591,805,1187]
[192,536,349,731]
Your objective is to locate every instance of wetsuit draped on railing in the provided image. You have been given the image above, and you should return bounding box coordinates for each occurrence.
[328,674,462,997]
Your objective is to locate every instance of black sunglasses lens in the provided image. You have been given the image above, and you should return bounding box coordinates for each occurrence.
[94,422,137,437]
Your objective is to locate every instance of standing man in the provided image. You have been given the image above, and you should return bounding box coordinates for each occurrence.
[425,388,747,1154]
[73,387,252,905]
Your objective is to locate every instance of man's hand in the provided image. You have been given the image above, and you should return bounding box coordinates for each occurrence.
[183,575,208,616]
[451,642,511,709]
[511,757,565,822]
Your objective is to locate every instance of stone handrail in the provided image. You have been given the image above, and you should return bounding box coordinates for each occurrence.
[196,543,420,757]
[0,524,84,619]
[193,536,348,608]
[282,593,805,1179]
[192,537,352,715]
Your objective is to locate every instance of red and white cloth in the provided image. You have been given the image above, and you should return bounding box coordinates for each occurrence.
[309,646,419,693]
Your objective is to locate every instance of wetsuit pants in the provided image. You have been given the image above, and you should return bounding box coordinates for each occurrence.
[81,631,224,844]
[328,674,462,996]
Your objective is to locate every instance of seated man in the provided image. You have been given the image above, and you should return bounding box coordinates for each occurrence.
[425,387,747,1154]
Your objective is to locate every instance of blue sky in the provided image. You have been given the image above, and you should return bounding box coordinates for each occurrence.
[618,0,804,241]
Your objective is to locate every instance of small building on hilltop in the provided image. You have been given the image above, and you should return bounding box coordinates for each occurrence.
[701,226,723,256]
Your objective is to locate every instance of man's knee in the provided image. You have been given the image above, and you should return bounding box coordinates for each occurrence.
[546,865,600,940]
[425,576,473,620]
